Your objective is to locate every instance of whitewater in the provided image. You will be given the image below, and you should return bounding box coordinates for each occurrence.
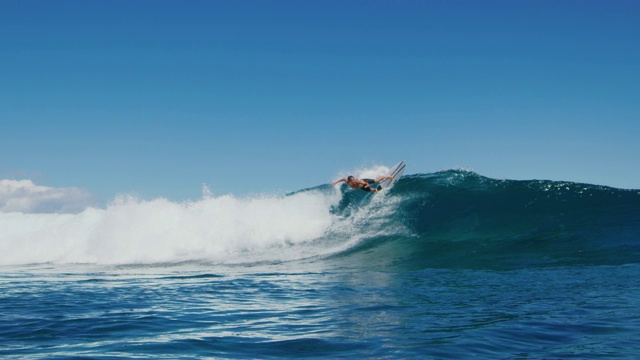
[0,190,343,266]
[1,170,639,358]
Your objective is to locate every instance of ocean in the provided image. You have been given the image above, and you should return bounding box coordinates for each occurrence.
[1,170,639,359]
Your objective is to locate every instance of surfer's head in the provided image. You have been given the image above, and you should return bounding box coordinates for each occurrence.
[347,176,355,181]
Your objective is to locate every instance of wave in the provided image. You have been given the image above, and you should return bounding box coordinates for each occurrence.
[1,170,639,269]
[329,170,640,270]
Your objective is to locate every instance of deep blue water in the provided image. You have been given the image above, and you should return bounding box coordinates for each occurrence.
[2,170,639,358]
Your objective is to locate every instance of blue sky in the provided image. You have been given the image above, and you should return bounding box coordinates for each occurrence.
[1,1,638,203]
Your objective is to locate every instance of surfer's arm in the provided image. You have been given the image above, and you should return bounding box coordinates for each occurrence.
[332,178,346,186]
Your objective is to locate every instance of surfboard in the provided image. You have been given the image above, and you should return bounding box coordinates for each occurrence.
[378,160,406,191]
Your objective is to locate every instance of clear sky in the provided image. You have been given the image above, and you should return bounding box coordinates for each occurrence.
[1,0,638,204]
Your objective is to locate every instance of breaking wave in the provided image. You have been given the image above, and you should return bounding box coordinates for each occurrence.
[1,170,639,269]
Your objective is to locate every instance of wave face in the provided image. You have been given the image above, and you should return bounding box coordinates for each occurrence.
[1,170,639,269]
[334,170,640,270]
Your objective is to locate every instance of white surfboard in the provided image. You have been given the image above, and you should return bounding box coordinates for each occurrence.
[378,160,406,191]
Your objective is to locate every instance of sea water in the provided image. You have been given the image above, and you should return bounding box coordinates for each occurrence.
[2,170,639,359]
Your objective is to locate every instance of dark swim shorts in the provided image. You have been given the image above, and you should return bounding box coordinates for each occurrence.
[360,179,375,192]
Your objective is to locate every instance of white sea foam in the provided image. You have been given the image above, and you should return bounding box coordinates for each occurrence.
[0,190,343,266]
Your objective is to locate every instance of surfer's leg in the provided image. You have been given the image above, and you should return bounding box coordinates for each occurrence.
[374,175,393,182]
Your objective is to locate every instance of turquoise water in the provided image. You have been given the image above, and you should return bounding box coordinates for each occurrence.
[2,171,639,358]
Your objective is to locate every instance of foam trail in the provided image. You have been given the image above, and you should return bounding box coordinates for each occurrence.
[0,190,342,266]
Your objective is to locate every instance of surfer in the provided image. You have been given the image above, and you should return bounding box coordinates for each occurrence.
[332,175,393,192]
